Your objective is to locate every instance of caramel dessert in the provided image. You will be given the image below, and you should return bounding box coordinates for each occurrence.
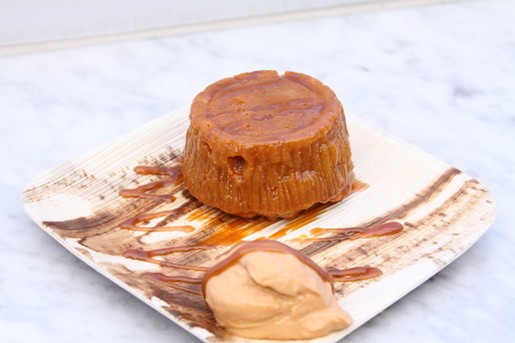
[182,70,354,218]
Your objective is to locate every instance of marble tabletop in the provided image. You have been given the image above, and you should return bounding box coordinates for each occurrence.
[1,0,514,342]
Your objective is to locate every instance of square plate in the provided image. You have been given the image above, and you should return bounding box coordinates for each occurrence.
[22,108,496,342]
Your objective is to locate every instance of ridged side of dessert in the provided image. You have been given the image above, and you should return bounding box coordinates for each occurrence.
[182,70,353,218]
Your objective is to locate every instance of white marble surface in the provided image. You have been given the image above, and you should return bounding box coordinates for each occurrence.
[1,0,514,342]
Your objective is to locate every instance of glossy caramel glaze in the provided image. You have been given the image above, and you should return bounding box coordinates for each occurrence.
[182,70,354,219]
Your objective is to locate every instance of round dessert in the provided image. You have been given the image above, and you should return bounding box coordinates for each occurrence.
[182,70,354,218]
[202,240,352,340]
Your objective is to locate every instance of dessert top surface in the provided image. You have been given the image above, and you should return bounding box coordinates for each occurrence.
[190,70,342,145]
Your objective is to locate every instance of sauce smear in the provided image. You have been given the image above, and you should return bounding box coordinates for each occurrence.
[119,209,194,232]
[119,166,182,202]
[143,272,203,295]
[327,266,383,282]
[308,222,404,242]
[124,245,211,272]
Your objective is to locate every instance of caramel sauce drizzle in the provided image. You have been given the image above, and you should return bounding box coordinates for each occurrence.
[119,166,182,203]
[118,166,189,233]
[123,245,210,272]
[298,222,404,242]
[119,165,402,297]
[327,266,383,282]
[119,210,195,233]
[267,202,332,240]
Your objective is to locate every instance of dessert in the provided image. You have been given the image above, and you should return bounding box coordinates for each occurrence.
[182,70,354,218]
[202,240,352,340]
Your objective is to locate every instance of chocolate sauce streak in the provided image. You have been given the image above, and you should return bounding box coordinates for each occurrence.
[143,272,203,295]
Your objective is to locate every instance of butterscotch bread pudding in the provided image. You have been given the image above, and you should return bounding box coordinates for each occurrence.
[182,70,354,218]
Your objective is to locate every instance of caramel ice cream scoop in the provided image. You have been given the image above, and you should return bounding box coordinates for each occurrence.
[202,240,352,340]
